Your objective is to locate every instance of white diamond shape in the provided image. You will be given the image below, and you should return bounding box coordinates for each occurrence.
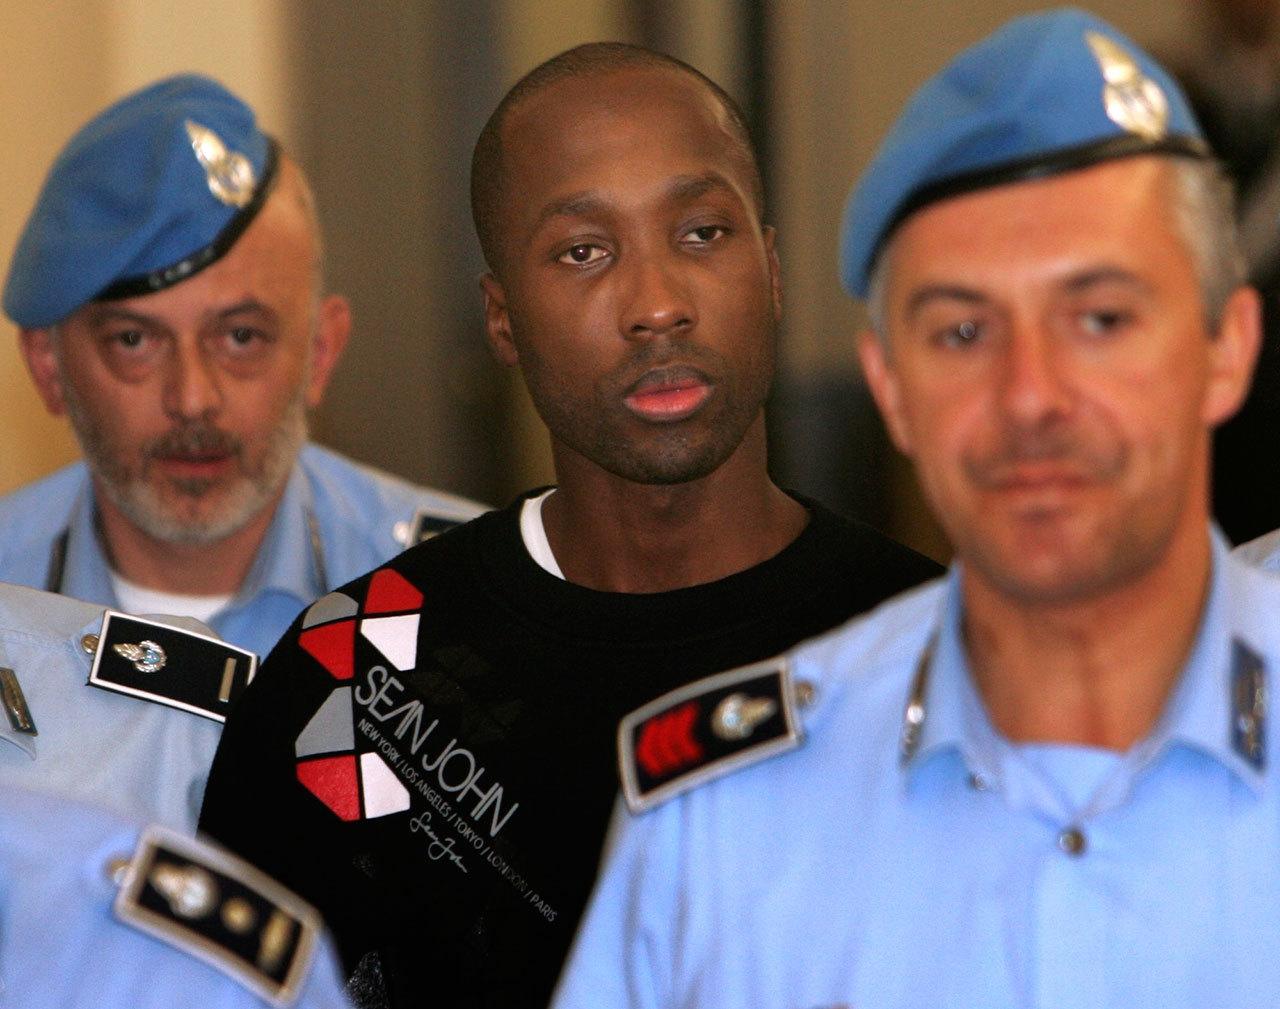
[360,614,420,671]
[360,752,410,818]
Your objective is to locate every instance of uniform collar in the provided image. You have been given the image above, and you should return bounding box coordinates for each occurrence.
[902,528,1266,795]
[59,477,120,607]
[60,462,324,612]
[1146,528,1267,794]
[902,566,1004,785]
[232,464,327,607]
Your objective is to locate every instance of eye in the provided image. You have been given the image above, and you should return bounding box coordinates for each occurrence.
[215,325,274,365]
[680,225,727,247]
[937,319,983,348]
[1079,308,1132,337]
[558,244,608,266]
[228,326,261,347]
[109,329,147,351]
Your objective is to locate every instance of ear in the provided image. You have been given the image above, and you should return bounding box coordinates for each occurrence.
[1203,284,1263,427]
[304,294,352,408]
[763,225,783,322]
[480,273,519,367]
[19,327,68,416]
[857,328,914,455]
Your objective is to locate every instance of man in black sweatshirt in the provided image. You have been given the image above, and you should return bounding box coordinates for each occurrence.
[199,42,940,1009]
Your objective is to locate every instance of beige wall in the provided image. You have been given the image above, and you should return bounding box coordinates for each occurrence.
[0,0,1215,512]
[0,0,292,494]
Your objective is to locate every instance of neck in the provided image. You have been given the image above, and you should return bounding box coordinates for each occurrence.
[961,521,1214,751]
[93,483,283,596]
[542,417,808,593]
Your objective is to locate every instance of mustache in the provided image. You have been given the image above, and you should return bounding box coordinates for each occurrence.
[144,424,242,461]
[963,425,1125,488]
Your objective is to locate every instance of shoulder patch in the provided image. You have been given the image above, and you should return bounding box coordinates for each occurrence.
[114,825,322,1007]
[397,508,463,547]
[618,657,807,813]
[87,611,258,722]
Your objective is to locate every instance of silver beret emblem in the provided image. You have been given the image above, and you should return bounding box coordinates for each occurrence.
[184,119,257,208]
[1085,31,1169,142]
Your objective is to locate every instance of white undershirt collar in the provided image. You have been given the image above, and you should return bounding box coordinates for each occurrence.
[109,571,233,624]
[519,489,565,579]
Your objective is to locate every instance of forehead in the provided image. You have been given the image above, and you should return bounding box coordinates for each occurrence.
[499,67,754,222]
[68,179,316,326]
[883,157,1190,297]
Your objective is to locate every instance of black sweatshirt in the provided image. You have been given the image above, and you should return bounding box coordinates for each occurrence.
[199,493,942,1009]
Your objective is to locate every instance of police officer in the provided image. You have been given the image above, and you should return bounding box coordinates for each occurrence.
[0,75,483,659]
[0,577,260,830]
[553,11,1277,1008]
[0,782,352,1008]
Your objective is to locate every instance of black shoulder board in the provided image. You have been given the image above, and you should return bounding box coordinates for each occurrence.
[114,825,322,1007]
[618,656,805,814]
[87,611,258,722]
[403,509,462,547]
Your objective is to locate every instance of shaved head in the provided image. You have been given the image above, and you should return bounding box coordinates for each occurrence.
[470,41,763,277]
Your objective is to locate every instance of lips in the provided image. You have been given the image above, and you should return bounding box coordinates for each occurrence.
[623,366,713,422]
[986,466,1092,491]
[154,451,234,477]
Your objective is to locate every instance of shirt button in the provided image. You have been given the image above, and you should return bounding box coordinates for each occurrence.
[81,633,99,655]
[967,772,990,791]
[1057,826,1087,857]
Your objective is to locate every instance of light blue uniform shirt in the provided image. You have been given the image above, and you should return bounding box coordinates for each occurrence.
[0,582,222,830]
[1235,526,1280,575]
[555,531,1280,1009]
[0,444,485,658]
[0,784,352,1008]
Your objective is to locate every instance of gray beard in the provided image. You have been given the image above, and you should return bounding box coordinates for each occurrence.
[62,384,308,547]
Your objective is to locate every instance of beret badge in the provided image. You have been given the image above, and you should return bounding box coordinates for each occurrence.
[1086,30,1168,142]
[185,119,256,209]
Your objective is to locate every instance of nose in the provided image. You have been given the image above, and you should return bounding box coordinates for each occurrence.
[161,339,223,421]
[619,251,697,341]
[997,325,1073,427]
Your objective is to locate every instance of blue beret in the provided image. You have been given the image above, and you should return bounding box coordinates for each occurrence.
[3,74,277,328]
[839,7,1208,299]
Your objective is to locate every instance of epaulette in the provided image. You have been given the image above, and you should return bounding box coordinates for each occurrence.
[85,611,258,722]
[396,509,464,548]
[113,825,322,1006]
[618,657,812,813]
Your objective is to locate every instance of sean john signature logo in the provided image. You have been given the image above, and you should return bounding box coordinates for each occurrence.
[409,810,468,873]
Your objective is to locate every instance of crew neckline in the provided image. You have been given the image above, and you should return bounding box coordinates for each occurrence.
[474,491,840,645]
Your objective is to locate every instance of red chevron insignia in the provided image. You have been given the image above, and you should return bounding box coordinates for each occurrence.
[635,701,703,779]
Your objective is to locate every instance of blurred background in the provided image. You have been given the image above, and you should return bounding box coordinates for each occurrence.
[2,0,1276,561]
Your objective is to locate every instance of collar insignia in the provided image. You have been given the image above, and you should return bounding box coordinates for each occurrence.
[0,667,37,737]
[113,639,167,674]
[185,120,257,208]
[1086,31,1169,141]
[1231,638,1267,770]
